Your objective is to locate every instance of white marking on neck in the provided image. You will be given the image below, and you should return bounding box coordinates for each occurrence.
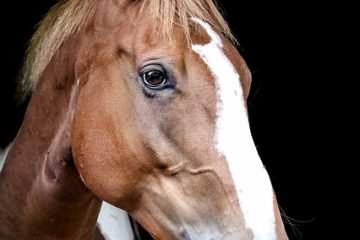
[0,143,12,172]
[192,18,276,240]
[97,201,134,240]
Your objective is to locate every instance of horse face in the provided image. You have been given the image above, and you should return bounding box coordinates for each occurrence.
[72,2,285,239]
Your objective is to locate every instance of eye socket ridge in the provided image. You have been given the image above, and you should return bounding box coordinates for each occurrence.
[139,64,174,91]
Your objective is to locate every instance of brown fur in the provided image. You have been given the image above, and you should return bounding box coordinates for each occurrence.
[1,36,102,240]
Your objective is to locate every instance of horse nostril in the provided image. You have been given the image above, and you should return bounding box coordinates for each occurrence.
[180,230,191,240]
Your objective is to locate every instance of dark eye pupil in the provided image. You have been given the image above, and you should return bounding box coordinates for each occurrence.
[144,70,165,86]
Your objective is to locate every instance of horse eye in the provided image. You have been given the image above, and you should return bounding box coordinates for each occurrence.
[141,70,168,89]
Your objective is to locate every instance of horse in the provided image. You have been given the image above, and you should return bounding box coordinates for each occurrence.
[0,0,288,239]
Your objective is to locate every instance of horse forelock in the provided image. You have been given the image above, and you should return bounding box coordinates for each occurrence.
[17,0,235,102]
[17,0,96,102]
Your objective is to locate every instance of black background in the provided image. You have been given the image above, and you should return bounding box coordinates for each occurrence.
[0,1,342,239]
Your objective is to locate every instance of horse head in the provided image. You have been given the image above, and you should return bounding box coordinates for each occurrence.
[4,1,288,239]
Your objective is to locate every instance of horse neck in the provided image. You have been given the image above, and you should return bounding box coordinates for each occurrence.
[0,38,102,240]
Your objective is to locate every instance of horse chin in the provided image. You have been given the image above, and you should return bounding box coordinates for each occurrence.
[131,211,250,240]
[124,170,249,240]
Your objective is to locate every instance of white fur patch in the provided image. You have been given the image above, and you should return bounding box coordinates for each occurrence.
[97,202,134,240]
[0,144,12,172]
[192,18,276,240]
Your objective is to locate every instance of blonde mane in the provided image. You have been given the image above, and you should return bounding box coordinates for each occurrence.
[18,0,235,100]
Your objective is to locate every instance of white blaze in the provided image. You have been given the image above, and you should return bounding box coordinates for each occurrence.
[192,18,276,240]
